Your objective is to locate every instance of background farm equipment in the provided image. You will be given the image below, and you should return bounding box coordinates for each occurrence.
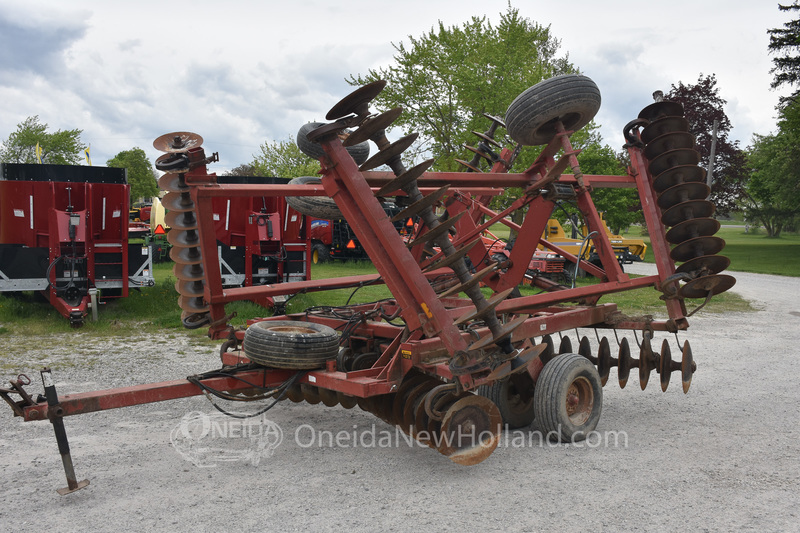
[0,163,154,326]
[146,173,312,314]
[307,205,414,264]
[2,74,736,493]
[543,215,647,269]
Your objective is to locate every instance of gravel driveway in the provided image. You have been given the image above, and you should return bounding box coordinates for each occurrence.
[1,266,798,532]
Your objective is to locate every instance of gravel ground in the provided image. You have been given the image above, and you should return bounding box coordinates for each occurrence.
[1,265,798,532]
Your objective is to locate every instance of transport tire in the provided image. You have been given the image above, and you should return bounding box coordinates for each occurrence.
[505,74,601,146]
[533,352,602,441]
[296,122,370,165]
[243,320,340,369]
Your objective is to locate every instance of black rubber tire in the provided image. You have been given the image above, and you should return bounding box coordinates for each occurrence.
[533,352,602,441]
[311,242,331,264]
[285,176,344,220]
[242,320,340,369]
[477,372,536,429]
[297,122,371,165]
[505,74,601,146]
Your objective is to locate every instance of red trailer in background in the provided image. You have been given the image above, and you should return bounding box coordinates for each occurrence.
[0,163,154,326]
[211,176,309,300]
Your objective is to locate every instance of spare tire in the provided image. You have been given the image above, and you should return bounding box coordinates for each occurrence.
[297,122,370,165]
[505,74,601,146]
[285,176,344,220]
[243,320,340,369]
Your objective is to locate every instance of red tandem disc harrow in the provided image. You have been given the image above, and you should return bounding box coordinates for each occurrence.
[1,75,735,493]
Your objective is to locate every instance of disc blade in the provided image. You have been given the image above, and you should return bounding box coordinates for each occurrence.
[661,199,715,227]
[618,337,632,389]
[392,185,450,221]
[344,107,403,147]
[407,211,466,250]
[678,274,736,299]
[179,295,209,314]
[161,191,195,213]
[675,255,730,277]
[638,101,684,122]
[642,116,689,144]
[170,245,203,265]
[467,315,529,351]
[652,164,706,193]
[639,334,654,391]
[559,336,573,354]
[453,288,515,325]
[173,262,205,282]
[167,229,200,248]
[422,238,480,273]
[439,395,502,466]
[648,148,700,177]
[359,133,418,172]
[375,158,434,197]
[657,182,711,210]
[658,339,672,392]
[153,131,203,153]
[437,258,495,298]
[670,236,726,262]
[326,80,387,120]
[665,217,720,244]
[681,340,694,394]
[644,131,696,160]
[455,159,482,172]
[597,337,612,386]
[165,210,198,231]
[158,173,190,193]
[175,279,205,297]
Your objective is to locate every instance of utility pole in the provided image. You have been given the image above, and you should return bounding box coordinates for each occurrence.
[706,119,719,198]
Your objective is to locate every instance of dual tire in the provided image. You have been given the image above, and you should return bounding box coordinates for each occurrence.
[480,353,602,441]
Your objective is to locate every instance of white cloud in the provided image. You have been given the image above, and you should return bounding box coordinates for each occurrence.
[0,0,795,174]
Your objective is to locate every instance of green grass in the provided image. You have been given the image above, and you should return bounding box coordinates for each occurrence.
[2,221,784,339]
[637,226,800,277]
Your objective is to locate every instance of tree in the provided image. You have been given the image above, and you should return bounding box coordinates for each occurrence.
[223,164,257,177]
[576,141,640,234]
[768,2,800,106]
[347,6,646,231]
[743,100,800,236]
[0,116,86,165]
[666,74,747,217]
[106,148,158,202]
[348,6,573,170]
[251,138,321,179]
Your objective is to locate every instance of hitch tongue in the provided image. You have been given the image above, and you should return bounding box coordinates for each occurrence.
[40,368,90,495]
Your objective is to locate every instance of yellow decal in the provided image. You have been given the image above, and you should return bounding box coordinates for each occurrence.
[421,303,433,318]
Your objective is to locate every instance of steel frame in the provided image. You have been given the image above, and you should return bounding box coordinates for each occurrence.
[2,103,699,492]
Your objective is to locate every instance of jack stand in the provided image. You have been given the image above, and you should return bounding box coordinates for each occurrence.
[41,368,90,495]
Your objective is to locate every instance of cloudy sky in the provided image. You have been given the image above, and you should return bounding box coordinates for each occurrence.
[0,0,793,174]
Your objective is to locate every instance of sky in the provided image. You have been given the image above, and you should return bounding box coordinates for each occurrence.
[0,0,794,175]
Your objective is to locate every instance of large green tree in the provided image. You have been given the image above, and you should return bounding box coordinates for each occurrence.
[107,148,158,202]
[251,138,321,179]
[769,1,800,106]
[347,6,640,232]
[0,116,86,165]
[743,101,800,236]
[348,6,573,170]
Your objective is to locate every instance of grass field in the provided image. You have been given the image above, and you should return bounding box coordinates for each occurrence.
[2,217,791,337]
[491,222,800,276]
